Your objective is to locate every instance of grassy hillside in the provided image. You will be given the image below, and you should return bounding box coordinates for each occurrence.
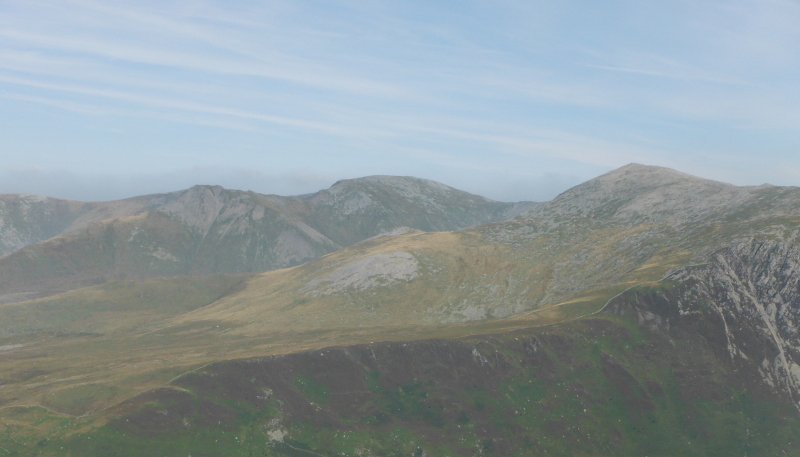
[2,165,800,454]
[4,310,800,456]
[0,274,249,336]
[176,165,800,337]
[0,178,528,303]
[10,239,800,455]
[3,165,800,423]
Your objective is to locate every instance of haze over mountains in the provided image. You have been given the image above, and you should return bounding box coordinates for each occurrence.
[3,164,800,456]
[0,176,534,303]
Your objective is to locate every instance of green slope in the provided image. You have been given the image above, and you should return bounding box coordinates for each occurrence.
[5,310,799,456]
[0,274,249,336]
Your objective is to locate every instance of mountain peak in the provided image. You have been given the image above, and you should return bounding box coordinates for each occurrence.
[312,175,497,205]
[184,184,229,194]
[593,163,718,187]
[531,163,738,221]
[329,175,458,195]
[559,163,731,199]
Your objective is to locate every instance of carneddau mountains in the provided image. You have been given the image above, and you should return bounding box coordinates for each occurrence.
[0,176,533,303]
[3,164,800,456]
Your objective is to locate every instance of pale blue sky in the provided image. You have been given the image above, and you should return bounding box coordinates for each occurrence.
[1,0,799,201]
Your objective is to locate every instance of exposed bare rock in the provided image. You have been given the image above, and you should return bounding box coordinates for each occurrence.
[0,194,86,255]
[157,185,232,236]
[605,238,800,410]
[302,251,419,296]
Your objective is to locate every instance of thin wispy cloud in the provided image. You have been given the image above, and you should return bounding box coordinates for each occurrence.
[0,29,406,97]
[0,73,386,136]
[1,0,799,200]
[583,63,751,86]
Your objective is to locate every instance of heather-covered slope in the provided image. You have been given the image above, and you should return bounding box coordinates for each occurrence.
[9,240,800,456]
[0,177,527,302]
[3,165,800,455]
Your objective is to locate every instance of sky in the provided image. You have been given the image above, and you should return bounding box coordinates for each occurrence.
[1,0,799,202]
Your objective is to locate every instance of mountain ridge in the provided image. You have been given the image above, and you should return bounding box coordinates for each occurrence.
[5,163,800,455]
[0,176,534,303]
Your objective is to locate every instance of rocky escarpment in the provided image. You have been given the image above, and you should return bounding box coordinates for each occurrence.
[604,238,800,411]
[0,194,86,255]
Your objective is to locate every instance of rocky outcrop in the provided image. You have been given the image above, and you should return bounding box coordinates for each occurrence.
[0,194,84,255]
[605,238,800,410]
[301,250,419,296]
[473,164,800,318]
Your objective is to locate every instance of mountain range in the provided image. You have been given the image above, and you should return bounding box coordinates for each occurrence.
[2,164,800,456]
[0,176,533,303]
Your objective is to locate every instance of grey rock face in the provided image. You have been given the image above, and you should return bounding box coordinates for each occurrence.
[0,194,83,255]
[605,239,800,410]
[301,250,419,297]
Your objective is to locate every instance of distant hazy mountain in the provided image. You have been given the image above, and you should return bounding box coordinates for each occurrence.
[0,193,155,256]
[179,164,799,336]
[0,176,534,302]
[4,164,800,456]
